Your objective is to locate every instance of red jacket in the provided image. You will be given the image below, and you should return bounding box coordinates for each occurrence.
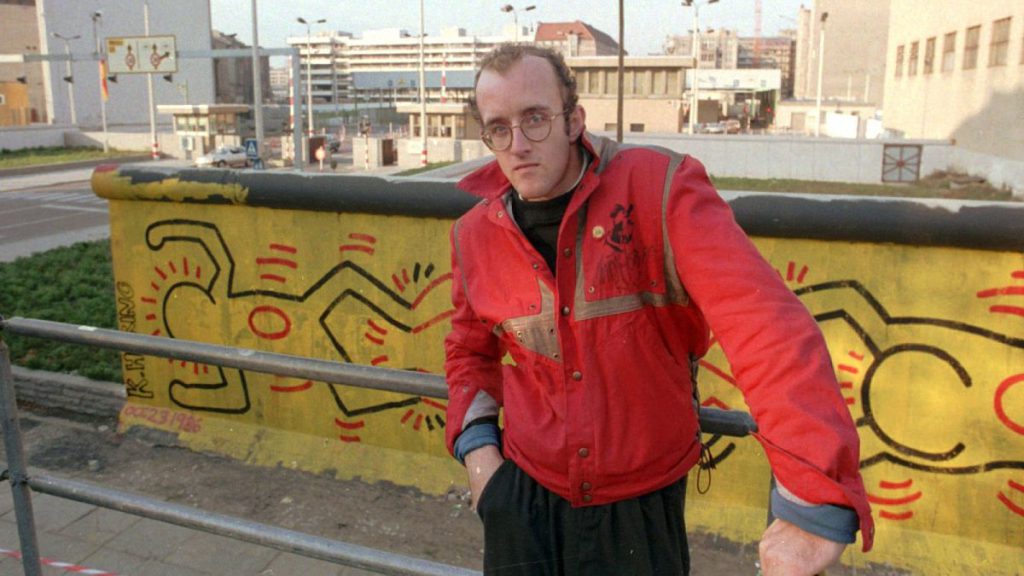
[445,134,874,550]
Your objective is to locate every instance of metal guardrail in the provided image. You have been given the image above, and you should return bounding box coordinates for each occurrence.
[0,315,757,575]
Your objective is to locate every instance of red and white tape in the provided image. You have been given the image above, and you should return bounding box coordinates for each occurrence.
[0,548,118,575]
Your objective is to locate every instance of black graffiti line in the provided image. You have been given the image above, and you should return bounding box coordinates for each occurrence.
[861,344,971,462]
[162,282,216,339]
[861,452,1024,474]
[326,386,422,417]
[146,220,226,294]
[168,366,251,414]
[796,279,1024,349]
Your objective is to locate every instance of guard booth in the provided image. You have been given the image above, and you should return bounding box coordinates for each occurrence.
[157,104,250,160]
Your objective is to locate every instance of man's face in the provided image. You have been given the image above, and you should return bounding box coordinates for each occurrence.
[474,55,585,202]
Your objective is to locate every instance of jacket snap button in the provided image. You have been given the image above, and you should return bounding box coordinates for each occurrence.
[582,494,593,503]
[563,248,572,257]
[561,306,570,316]
[532,263,539,270]
[577,447,589,458]
[581,482,592,491]
[572,371,582,381]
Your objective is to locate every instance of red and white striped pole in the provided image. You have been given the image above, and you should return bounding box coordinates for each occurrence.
[440,52,447,104]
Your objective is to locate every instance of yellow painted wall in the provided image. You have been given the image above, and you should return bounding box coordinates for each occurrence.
[95,168,1024,575]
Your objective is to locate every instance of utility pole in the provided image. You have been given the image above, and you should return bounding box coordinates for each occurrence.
[814,11,828,137]
[52,32,79,125]
[418,0,427,166]
[144,2,159,159]
[251,0,265,164]
[91,12,109,152]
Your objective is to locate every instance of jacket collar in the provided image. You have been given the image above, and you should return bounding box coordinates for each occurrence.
[457,132,616,200]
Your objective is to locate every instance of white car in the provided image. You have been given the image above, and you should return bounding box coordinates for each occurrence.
[194,146,250,168]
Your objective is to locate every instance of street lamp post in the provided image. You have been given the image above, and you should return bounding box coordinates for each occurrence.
[814,11,828,137]
[251,0,265,165]
[297,16,326,137]
[683,0,718,135]
[418,0,427,166]
[52,32,80,125]
[90,11,109,152]
[500,4,535,43]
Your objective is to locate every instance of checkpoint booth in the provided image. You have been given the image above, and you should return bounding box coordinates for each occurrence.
[157,104,250,160]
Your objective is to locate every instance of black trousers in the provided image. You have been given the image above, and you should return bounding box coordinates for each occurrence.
[477,460,690,576]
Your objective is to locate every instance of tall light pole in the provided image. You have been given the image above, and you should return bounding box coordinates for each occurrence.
[144,2,159,159]
[500,4,535,43]
[683,0,718,135]
[52,32,80,125]
[814,11,828,137]
[90,11,109,152]
[251,0,265,163]
[297,16,325,137]
[418,0,427,166]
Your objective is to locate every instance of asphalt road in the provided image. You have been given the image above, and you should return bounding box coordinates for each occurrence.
[0,179,110,263]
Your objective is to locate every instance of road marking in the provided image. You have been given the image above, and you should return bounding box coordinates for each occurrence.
[41,204,109,214]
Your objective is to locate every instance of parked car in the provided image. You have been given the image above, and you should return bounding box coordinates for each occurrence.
[700,122,726,134]
[194,146,250,168]
[724,119,742,134]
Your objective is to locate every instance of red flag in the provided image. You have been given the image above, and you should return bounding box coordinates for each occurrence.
[99,59,109,102]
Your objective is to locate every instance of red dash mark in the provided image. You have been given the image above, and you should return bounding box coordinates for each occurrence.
[839,381,854,389]
[989,305,1024,318]
[879,510,913,521]
[141,297,157,304]
[867,492,923,506]
[845,397,856,406]
[334,418,366,430]
[339,244,375,255]
[403,268,411,285]
[366,319,388,335]
[183,257,189,276]
[196,265,202,279]
[371,355,389,366]
[271,380,313,393]
[401,409,414,424]
[411,273,455,309]
[699,359,737,386]
[168,260,177,274]
[838,364,860,374]
[413,414,424,430]
[879,479,914,489]
[145,313,156,321]
[202,365,209,374]
[421,398,447,410]
[150,281,160,292]
[1013,271,1024,280]
[994,374,1024,436]
[151,329,162,336]
[256,257,298,269]
[976,286,1024,298]
[701,396,730,410]
[154,266,167,280]
[338,435,361,443]
[192,363,199,375]
[849,351,865,361]
[260,274,287,283]
[247,306,292,340]
[364,333,385,346]
[349,233,377,244]
[392,273,406,292]
[270,243,298,254]
[411,310,456,334]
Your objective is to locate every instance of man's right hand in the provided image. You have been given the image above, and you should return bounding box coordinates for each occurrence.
[464,445,505,511]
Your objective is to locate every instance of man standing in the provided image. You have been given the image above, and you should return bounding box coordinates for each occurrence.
[445,44,873,576]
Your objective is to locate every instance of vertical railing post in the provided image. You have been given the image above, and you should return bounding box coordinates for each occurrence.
[0,340,44,576]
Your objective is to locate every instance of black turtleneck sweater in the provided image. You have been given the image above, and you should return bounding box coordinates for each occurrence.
[510,189,574,273]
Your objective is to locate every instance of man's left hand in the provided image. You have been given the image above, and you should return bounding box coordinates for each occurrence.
[758,518,846,576]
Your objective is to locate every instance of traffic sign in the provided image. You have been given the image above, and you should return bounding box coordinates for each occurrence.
[244,139,259,159]
[106,36,177,74]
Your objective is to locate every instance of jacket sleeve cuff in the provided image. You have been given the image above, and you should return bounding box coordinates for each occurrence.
[770,487,859,544]
[453,422,501,465]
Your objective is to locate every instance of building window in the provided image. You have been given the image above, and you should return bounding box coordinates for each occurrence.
[653,70,667,95]
[629,123,645,133]
[989,17,1010,67]
[942,32,956,71]
[0,94,6,106]
[924,37,936,74]
[895,45,904,78]
[963,25,980,69]
[666,70,679,94]
[588,69,600,94]
[908,41,919,76]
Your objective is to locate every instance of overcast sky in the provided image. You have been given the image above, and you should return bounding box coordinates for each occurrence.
[211,0,808,58]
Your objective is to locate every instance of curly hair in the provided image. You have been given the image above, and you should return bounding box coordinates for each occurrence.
[467,43,579,124]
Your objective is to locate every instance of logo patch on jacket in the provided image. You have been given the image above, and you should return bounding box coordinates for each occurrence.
[604,203,635,252]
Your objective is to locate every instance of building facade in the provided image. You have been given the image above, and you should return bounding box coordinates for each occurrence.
[793,0,890,106]
[738,35,796,98]
[534,21,621,58]
[0,0,46,123]
[882,0,1023,160]
[211,30,271,106]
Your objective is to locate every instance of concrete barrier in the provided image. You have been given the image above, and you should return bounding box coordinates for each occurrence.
[92,163,1024,575]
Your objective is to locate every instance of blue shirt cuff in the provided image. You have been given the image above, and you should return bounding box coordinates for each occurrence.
[453,422,501,464]
[770,488,859,544]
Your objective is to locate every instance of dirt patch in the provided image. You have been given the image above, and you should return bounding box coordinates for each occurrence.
[5,405,904,575]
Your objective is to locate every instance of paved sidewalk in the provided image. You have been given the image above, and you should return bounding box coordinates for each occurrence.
[0,487,380,576]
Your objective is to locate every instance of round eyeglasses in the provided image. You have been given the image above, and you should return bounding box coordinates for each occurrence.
[481,110,568,151]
